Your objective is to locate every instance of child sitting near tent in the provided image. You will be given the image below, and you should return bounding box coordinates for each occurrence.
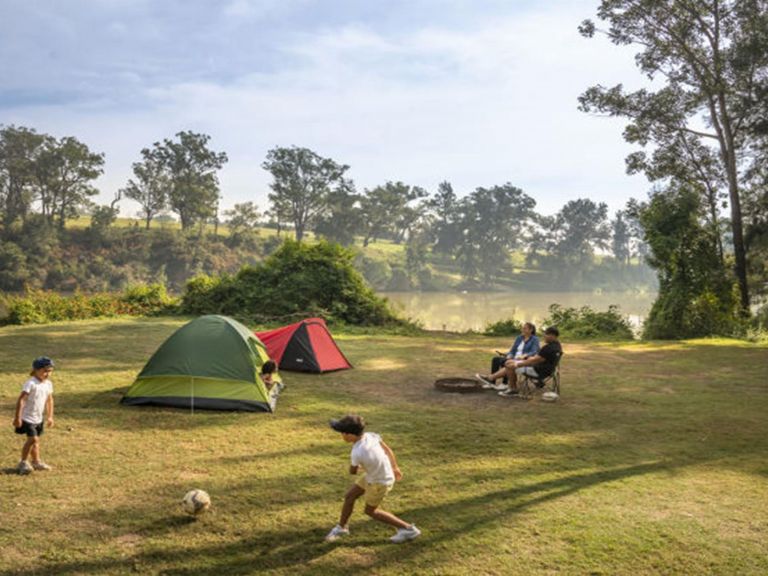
[325,414,421,544]
[13,357,55,475]
[261,360,279,390]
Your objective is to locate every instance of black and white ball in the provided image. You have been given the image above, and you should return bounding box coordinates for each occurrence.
[183,489,211,516]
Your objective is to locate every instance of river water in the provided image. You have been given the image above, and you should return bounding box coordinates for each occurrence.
[380,291,656,332]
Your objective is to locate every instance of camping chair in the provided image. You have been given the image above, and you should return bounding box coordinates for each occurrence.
[519,352,563,399]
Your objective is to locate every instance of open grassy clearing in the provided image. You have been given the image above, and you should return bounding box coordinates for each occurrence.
[1,318,767,575]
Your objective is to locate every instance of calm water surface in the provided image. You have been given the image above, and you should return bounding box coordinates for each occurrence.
[380,291,656,332]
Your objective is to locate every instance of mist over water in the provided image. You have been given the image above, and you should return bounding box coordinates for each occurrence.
[381,291,656,332]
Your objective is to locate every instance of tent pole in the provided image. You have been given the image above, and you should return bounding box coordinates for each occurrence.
[191,377,195,416]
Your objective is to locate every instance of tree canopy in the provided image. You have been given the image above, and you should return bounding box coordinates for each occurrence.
[262,146,349,242]
[579,0,768,312]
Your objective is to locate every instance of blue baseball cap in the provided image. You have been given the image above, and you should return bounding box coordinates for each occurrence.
[32,357,55,370]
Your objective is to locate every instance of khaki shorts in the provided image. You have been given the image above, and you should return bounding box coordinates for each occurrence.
[355,476,393,507]
[515,366,539,377]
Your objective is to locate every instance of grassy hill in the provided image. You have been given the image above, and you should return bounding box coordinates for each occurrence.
[1,318,766,575]
[63,217,655,293]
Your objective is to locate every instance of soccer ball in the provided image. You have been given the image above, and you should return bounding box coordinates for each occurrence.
[182,489,211,516]
[541,391,559,402]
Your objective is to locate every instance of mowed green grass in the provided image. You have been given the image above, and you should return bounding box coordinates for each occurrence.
[1,319,767,576]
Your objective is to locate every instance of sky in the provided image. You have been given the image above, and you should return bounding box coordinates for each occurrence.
[0,0,652,217]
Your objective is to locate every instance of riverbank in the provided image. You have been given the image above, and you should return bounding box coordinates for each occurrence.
[2,318,767,574]
[382,290,656,332]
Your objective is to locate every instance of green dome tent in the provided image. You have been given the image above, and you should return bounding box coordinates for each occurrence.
[121,315,281,412]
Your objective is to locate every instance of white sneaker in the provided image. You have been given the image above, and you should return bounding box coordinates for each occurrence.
[32,461,52,471]
[498,389,520,398]
[17,460,33,475]
[390,525,421,543]
[491,383,509,391]
[474,374,495,389]
[324,524,350,542]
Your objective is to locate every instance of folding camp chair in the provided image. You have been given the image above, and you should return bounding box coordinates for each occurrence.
[519,352,563,399]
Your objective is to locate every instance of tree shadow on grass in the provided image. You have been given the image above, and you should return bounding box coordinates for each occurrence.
[15,460,675,576]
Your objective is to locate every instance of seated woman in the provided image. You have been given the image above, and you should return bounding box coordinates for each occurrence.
[475,322,540,392]
[498,325,562,398]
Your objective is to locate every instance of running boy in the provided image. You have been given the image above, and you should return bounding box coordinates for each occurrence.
[13,357,55,475]
[325,414,421,544]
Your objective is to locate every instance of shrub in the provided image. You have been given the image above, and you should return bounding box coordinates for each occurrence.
[642,285,740,340]
[182,274,236,315]
[0,241,31,290]
[484,318,522,336]
[356,255,392,291]
[0,283,179,325]
[544,303,634,339]
[638,185,740,339]
[121,283,177,315]
[387,266,412,291]
[181,239,405,326]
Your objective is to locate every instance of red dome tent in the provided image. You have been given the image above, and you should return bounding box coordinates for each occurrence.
[255,318,352,373]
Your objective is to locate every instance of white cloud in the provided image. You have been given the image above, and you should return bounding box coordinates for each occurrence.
[2,1,652,218]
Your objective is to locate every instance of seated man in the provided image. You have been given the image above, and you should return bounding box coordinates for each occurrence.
[475,322,539,391]
[498,326,562,398]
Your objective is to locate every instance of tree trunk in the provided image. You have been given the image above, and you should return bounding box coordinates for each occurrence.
[145,213,152,230]
[703,184,724,264]
[710,7,749,312]
[713,96,750,312]
[724,161,749,312]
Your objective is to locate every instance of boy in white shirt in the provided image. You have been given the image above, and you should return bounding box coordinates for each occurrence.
[13,357,55,475]
[325,414,421,544]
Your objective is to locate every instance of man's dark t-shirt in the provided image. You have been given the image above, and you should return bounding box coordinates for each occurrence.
[536,341,562,378]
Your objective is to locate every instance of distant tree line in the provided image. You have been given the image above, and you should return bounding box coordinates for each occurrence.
[258,145,653,288]
[0,125,654,294]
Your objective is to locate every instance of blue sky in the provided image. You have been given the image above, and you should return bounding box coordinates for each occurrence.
[0,0,650,217]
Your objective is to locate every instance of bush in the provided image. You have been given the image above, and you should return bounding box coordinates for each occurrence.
[0,241,31,290]
[638,185,740,340]
[642,285,740,340]
[387,265,412,291]
[182,274,236,315]
[181,239,405,326]
[356,255,392,291]
[544,304,634,339]
[0,283,179,325]
[121,283,177,315]
[484,318,522,336]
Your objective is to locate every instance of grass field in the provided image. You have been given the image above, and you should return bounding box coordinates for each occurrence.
[1,318,767,575]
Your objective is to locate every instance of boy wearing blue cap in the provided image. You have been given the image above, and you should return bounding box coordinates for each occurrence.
[13,357,55,475]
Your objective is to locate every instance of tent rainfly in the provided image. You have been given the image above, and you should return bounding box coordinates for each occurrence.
[122,315,280,412]
[256,318,352,373]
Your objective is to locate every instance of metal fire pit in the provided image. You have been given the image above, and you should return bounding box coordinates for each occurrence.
[434,377,484,393]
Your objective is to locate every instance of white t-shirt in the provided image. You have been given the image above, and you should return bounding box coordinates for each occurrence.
[350,432,395,485]
[21,378,53,425]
